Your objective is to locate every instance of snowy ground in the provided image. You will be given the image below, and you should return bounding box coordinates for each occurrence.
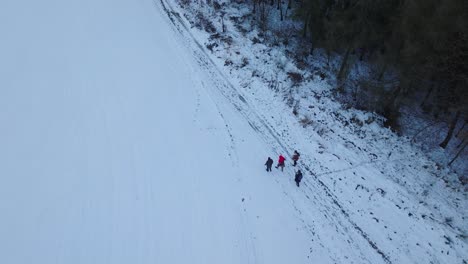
[159,1,468,263]
[0,0,466,263]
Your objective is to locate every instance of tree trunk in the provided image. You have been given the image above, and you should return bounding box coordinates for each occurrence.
[440,110,461,149]
[382,85,402,131]
[221,15,225,33]
[448,138,467,166]
[302,12,310,38]
[389,85,402,108]
[456,135,466,148]
[455,119,466,138]
[337,44,352,81]
[377,61,388,81]
[420,83,434,108]
[411,122,439,142]
[280,6,283,21]
[359,47,365,61]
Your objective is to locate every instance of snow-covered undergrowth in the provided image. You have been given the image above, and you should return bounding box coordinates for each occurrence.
[163,0,467,263]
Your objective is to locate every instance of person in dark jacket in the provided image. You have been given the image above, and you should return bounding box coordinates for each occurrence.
[294,170,303,187]
[265,157,273,172]
[292,150,300,166]
[275,155,286,171]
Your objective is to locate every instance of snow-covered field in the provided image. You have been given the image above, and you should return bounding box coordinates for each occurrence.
[0,0,466,263]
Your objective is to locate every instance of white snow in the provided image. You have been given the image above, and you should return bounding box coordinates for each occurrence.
[0,0,310,263]
[0,0,466,263]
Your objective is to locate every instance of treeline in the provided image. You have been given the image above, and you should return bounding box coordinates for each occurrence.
[290,0,468,148]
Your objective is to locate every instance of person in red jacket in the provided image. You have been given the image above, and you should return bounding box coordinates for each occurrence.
[275,155,286,171]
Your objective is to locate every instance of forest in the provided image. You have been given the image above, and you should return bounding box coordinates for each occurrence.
[249,0,468,166]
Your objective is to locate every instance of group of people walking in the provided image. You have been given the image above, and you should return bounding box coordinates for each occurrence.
[264,150,303,187]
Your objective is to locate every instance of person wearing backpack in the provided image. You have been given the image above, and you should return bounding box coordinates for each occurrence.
[294,170,303,187]
[265,157,274,172]
[292,150,300,166]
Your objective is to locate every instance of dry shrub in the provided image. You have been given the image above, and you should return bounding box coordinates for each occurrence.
[287,71,303,87]
[300,115,313,128]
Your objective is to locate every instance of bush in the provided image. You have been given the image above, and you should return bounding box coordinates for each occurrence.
[195,12,216,34]
[224,59,233,66]
[206,42,218,52]
[240,57,249,68]
[287,72,304,87]
[221,35,233,46]
[459,175,468,185]
[350,116,364,127]
[213,1,222,10]
[252,37,261,44]
[300,115,314,128]
[382,106,401,133]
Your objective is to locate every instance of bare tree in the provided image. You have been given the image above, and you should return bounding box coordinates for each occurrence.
[440,110,461,149]
[448,135,468,166]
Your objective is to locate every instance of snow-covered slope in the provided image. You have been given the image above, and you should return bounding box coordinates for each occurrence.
[0,0,466,263]
[0,0,311,263]
[158,1,468,263]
